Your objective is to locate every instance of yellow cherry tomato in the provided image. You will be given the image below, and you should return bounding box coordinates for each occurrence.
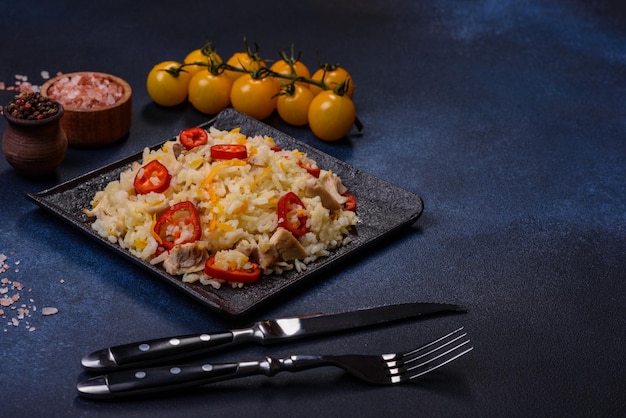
[225,52,266,81]
[183,48,222,76]
[230,74,279,120]
[188,69,233,115]
[309,66,355,98]
[277,84,315,126]
[146,61,191,107]
[308,90,356,141]
[270,59,311,87]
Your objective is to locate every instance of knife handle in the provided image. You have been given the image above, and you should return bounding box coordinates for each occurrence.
[81,330,243,371]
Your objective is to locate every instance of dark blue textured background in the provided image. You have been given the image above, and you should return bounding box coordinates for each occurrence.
[1,1,624,416]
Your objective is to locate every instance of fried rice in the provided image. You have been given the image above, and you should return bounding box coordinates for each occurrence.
[85,126,358,288]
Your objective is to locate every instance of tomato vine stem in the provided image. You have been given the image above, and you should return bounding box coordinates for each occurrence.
[176,39,364,133]
[177,40,341,92]
[161,66,189,77]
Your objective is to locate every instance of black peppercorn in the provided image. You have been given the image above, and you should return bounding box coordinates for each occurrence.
[5,92,59,121]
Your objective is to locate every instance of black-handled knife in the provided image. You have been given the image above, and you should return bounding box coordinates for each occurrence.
[81,302,465,372]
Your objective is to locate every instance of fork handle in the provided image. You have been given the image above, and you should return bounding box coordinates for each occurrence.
[77,355,329,399]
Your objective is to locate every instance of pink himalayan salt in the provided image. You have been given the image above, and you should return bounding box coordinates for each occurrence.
[46,72,124,110]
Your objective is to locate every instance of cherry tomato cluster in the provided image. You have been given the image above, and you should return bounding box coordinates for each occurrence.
[146,41,361,142]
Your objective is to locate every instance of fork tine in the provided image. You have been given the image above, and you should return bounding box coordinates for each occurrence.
[384,328,473,383]
[405,340,473,380]
[402,327,469,365]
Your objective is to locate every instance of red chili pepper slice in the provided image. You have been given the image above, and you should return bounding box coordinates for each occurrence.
[153,201,202,250]
[204,256,261,283]
[270,145,282,152]
[133,160,171,195]
[297,160,321,178]
[277,192,308,237]
[210,144,248,160]
[342,192,357,212]
[179,127,208,150]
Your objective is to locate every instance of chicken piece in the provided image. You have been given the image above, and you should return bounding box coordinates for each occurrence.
[250,228,308,269]
[251,238,279,270]
[269,227,307,261]
[163,242,208,275]
[235,239,256,257]
[297,170,348,211]
[319,169,348,205]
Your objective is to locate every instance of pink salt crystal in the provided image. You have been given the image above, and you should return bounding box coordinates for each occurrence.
[42,307,58,316]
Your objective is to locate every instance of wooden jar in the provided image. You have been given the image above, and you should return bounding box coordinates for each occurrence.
[2,103,68,177]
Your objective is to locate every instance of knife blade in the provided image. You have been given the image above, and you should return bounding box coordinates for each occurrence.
[81,302,465,372]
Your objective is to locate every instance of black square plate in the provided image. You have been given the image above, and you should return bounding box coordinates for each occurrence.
[26,109,423,317]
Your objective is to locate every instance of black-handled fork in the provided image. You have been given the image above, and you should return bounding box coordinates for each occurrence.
[77,327,473,399]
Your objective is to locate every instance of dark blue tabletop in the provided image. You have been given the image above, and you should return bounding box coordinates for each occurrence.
[1,0,624,416]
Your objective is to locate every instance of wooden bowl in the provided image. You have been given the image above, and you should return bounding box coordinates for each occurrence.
[41,72,132,148]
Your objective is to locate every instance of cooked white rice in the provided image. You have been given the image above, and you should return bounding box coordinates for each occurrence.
[85,126,358,287]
